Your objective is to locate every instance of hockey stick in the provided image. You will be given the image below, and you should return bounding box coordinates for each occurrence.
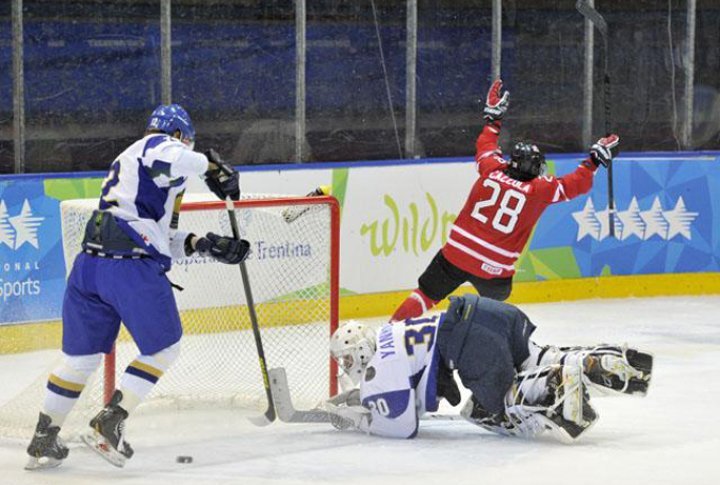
[225,198,276,426]
[269,368,334,423]
[268,367,461,424]
[281,185,330,223]
[576,0,616,237]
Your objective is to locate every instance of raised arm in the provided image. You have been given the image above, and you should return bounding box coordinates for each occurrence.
[536,134,620,203]
[476,79,510,174]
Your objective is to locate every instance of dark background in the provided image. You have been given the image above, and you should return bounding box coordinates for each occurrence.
[1,0,719,173]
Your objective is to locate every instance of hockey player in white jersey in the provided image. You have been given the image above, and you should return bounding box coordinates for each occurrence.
[26,104,250,470]
[326,294,653,442]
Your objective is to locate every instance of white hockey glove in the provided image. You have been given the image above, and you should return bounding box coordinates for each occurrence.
[324,402,370,431]
[322,389,370,432]
[327,388,361,407]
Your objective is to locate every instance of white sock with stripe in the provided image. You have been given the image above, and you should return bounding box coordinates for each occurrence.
[118,342,180,413]
[42,353,103,427]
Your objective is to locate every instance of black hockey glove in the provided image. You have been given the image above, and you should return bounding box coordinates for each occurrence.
[483,79,510,123]
[204,149,240,201]
[437,360,461,407]
[195,232,250,264]
[588,134,620,168]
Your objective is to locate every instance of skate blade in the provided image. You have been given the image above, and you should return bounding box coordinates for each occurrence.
[81,432,127,468]
[24,455,63,470]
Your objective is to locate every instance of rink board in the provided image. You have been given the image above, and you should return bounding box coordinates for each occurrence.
[1,152,719,329]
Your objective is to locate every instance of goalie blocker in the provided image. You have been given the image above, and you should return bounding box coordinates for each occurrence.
[271,295,653,443]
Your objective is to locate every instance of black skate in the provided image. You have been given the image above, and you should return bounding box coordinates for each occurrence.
[580,345,653,396]
[460,396,516,435]
[81,390,134,468]
[25,412,69,470]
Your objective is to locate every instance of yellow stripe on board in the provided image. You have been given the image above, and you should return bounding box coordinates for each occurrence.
[1,272,718,355]
[337,272,720,319]
[0,298,331,355]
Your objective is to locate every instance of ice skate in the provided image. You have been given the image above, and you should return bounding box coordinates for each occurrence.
[25,412,69,470]
[581,345,653,396]
[81,390,134,468]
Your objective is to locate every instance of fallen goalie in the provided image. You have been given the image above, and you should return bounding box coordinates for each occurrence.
[270,294,653,443]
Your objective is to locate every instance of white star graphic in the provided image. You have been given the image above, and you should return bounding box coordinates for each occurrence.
[8,199,45,249]
[664,196,698,240]
[0,200,15,249]
[572,198,602,241]
[639,197,669,240]
[615,197,646,241]
[593,205,621,241]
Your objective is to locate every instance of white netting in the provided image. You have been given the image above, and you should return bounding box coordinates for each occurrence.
[0,194,337,440]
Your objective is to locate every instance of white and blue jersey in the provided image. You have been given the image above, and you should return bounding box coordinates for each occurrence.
[97,133,208,270]
[359,316,442,438]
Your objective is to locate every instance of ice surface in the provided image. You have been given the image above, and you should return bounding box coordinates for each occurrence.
[1,296,719,485]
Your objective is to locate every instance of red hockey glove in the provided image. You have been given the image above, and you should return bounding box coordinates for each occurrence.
[483,79,510,123]
[588,134,620,168]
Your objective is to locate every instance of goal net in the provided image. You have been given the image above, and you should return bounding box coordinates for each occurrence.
[0,194,339,439]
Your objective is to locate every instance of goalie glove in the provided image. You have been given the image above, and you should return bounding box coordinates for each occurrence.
[483,79,510,123]
[204,149,241,201]
[194,232,250,264]
[327,388,361,407]
[323,400,371,432]
[587,134,620,168]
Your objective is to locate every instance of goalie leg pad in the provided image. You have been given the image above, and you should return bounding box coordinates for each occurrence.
[504,365,599,443]
[581,345,653,396]
[464,365,598,443]
[526,342,653,397]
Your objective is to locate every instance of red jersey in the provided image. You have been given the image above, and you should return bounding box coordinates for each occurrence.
[441,124,598,279]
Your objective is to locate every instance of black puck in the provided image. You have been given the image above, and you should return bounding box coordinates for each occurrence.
[176,455,193,464]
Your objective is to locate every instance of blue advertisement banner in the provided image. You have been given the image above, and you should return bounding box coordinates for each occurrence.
[0,152,718,325]
[0,179,66,324]
[520,154,719,280]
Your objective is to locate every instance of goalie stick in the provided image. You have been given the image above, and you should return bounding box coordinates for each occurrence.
[267,367,460,425]
[226,198,276,426]
[576,0,616,237]
[268,367,333,423]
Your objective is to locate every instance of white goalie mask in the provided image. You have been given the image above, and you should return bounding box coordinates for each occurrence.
[330,321,378,386]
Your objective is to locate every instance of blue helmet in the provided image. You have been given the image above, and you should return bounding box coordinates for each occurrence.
[146,104,196,146]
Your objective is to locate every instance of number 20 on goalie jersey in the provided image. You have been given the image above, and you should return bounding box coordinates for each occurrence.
[360,316,442,438]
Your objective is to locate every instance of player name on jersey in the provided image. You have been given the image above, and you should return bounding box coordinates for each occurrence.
[488,171,532,193]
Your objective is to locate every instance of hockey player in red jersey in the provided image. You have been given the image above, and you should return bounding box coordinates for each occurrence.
[391,79,620,322]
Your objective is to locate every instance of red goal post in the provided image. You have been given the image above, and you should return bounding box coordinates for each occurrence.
[114,195,339,399]
[96,195,341,410]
